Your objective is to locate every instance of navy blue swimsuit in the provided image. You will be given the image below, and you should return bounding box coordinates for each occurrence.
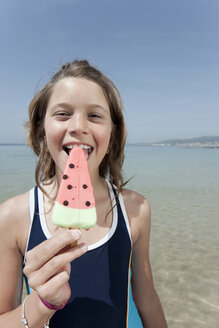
[24,182,132,327]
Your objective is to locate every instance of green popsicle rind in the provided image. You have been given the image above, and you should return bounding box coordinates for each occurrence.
[52,201,97,229]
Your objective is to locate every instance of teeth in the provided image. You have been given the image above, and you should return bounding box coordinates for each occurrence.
[79,145,90,150]
[65,144,92,155]
[66,144,91,150]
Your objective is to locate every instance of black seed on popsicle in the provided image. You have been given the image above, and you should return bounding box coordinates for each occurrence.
[63,174,68,179]
[63,200,69,206]
[83,184,88,189]
[67,184,72,190]
[85,201,91,207]
[69,163,75,168]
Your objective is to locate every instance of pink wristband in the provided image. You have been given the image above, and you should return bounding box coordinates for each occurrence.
[39,296,67,310]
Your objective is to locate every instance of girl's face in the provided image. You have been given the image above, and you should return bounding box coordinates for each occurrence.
[44,77,112,181]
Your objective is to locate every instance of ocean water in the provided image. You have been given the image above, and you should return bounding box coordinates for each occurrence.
[0,144,219,327]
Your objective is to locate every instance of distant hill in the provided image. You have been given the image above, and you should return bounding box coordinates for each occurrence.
[151,136,219,148]
[154,136,219,145]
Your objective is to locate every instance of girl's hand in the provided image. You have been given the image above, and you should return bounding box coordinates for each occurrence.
[23,229,87,307]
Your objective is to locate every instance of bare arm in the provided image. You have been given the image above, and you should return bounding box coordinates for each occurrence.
[124,191,167,328]
[0,194,87,328]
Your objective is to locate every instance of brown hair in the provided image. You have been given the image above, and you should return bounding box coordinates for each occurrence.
[26,60,127,194]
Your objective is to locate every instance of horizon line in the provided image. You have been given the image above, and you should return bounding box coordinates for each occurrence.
[1,135,219,146]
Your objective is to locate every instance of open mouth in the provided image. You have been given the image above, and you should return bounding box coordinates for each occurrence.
[64,144,93,159]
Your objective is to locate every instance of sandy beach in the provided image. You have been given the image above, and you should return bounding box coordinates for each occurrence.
[1,145,219,327]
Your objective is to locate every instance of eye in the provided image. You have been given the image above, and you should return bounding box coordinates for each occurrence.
[88,113,102,120]
[55,111,71,120]
[56,112,69,116]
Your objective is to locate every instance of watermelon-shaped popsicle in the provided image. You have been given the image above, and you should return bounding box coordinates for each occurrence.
[52,147,97,229]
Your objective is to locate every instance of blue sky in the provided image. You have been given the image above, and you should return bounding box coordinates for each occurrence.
[0,0,218,143]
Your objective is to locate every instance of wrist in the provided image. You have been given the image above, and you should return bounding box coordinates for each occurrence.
[21,294,52,328]
[38,295,67,310]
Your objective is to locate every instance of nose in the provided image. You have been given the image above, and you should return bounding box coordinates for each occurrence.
[68,113,88,135]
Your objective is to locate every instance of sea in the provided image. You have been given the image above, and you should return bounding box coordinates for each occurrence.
[0,144,218,328]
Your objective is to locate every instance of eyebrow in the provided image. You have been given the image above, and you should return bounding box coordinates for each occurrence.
[49,102,110,114]
[48,103,72,112]
[88,103,109,114]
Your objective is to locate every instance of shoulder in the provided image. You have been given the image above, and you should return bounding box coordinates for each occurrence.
[121,189,150,213]
[121,189,151,244]
[0,192,30,223]
[0,191,31,254]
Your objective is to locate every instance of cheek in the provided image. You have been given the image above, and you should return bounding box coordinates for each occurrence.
[97,126,112,148]
[44,120,64,147]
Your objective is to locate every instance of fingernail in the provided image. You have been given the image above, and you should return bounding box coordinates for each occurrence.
[70,230,81,240]
[80,243,88,252]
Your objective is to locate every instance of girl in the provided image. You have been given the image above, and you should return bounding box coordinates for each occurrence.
[0,60,167,327]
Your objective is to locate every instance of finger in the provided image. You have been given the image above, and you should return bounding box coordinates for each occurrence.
[28,243,87,289]
[24,229,81,274]
[37,271,71,306]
